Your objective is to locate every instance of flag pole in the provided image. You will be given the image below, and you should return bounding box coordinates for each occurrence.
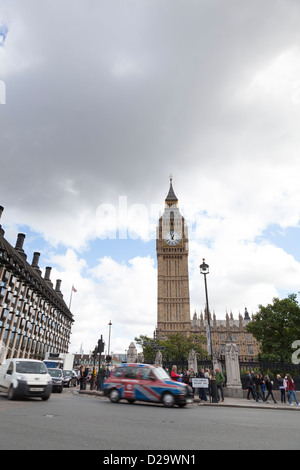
[69,285,77,310]
[69,286,73,310]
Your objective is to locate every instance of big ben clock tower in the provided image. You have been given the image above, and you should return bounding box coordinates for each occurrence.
[156,177,191,337]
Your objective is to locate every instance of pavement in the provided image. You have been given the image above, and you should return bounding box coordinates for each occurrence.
[76,388,300,411]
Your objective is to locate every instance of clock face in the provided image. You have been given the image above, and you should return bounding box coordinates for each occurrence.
[164,231,181,246]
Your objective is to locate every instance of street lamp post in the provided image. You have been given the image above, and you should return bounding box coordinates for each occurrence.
[199,259,213,360]
[200,259,218,403]
[108,320,112,360]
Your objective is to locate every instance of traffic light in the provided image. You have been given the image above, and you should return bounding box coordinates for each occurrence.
[97,336,104,354]
[92,348,97,360]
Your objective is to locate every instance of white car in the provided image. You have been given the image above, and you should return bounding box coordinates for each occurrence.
[0,358,53,400]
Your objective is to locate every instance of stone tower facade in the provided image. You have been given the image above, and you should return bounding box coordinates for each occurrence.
[154,180,259,360]
[156,178,191,336]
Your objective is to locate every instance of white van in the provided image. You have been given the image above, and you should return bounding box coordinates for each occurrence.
[0,359,53,400]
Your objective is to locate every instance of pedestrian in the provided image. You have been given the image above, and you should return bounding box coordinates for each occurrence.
[98,366,106,391]
[90,367,97,390]
[204,369,211,401]
[215,368,225,402]
[188,367,195,391]
[171,365,181,381]
[245,371,256,400]
[286,374,300,406]
[83,367,89,390]
[209,371,219,403]
[253,374,265,403]
[198,369,208,402]
[264,375,277,404]
[182,369,189,384]
[177,369,183,382]
[78,365,85,390]
[259,374,266,401]
[277,374,286,404]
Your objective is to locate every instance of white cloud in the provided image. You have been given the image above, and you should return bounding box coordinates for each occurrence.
[47,250,157,354]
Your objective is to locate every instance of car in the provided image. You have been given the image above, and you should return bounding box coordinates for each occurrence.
[62,369,77,387]
[47,368,63,393]
[0,358,52,401]
[103,363,194,407]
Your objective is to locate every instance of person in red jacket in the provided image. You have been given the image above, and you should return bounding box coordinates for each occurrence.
[171,365,181,381]
[286,374,300,406]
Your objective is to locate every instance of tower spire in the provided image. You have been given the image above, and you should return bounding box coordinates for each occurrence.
[165,175,178,207]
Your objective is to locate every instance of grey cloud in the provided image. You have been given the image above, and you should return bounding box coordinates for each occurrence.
[1,0,300,245]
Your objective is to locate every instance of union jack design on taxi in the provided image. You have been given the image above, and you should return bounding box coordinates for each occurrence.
[103,363,193,407]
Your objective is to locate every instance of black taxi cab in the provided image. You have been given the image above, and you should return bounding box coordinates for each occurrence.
[103,363,193,407]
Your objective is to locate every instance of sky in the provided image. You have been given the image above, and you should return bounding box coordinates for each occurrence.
[1,0,300,356]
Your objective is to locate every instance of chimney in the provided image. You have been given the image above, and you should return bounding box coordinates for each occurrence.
[55,279,62,292]
[15,233,27,260]
[55,279,63,298]
[44,266,52,281]
[0,206,3,219]
[15,233,26,251]
[31,252,40,268]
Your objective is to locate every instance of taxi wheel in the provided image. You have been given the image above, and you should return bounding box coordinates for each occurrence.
[162,392,175,407]
[109,388,121,403]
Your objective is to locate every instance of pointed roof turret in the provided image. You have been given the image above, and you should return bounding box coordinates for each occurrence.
[165,174,178,207]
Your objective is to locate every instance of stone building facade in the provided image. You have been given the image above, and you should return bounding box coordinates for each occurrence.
[0,206,73,363]
[190,309,260,360]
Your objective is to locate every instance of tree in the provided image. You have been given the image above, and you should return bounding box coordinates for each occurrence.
[134,332,208,364]
[134,335,156,363]
[246,294,300,361]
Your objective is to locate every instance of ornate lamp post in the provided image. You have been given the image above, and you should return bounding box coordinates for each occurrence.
[200,259,218,403]
[107,320,112,363]
[200,259,213,361]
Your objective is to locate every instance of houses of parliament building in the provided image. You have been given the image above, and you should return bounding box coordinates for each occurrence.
[156,178,260,360]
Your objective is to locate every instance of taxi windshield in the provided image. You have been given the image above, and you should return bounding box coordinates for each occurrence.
[154,367,170,381]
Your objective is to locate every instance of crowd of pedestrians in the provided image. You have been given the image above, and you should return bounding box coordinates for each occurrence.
[169,365,299,406]
[77,365,110,391]
[245,371,300,406]
[169,365,226,403]
[75,363,299,407]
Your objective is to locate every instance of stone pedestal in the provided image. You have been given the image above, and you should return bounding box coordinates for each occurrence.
[224,334,243,398]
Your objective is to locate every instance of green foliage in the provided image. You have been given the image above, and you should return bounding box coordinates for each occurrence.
[134,335,155,363]
[134,332,208,363]
[246,294,300,362]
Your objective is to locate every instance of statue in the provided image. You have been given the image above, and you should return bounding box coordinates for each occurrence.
[224,333,243,397]
[212,348,223,372]
[127,342,137,363]
[188,349,198,374]
[155,350,163,367]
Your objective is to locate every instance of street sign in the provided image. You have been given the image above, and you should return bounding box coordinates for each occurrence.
[153,346,166,351]
[192,378,209,388]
